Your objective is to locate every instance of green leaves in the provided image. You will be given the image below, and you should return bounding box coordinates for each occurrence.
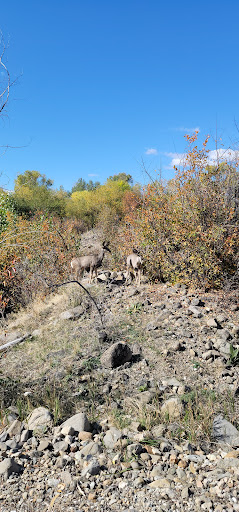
[227,344,239,367]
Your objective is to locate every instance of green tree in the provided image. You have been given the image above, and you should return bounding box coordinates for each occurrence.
[108,172,133,184]
[15,170,53,189]
[14,170,67,216]
[71,177,101,193]
[66,189,97,227]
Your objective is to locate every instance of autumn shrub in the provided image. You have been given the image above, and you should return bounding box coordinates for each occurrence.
[0,190,16,232]
[0,213,80,313]
[119,133,239,289]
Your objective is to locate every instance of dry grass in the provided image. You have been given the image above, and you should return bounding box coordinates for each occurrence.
[0,284,104,424]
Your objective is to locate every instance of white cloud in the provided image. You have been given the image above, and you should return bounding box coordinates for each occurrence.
[165,148,239,170]
[173,126,200,134]
[164,152,186,168]
[88,173,99,177]
[207,149,239,165]
[145,148,158,155]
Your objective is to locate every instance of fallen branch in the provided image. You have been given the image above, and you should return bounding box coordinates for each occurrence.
[0,334,29,352]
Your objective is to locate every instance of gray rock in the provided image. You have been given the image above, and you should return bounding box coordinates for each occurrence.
[188,306,203,318]
[146,322,158,331]
[219,343,231,356]
[207,318,221,328]
[47,478,60,487]
[0,431,8,442]
[38,439,51,451]
[60,412,91,433]
[20,429,31,443]
[6,439,18,450]
[0,458,23,479]
[151,464,164,477]
[127,443,144,457]
[77,441,102,458]
[181,486,189,499]
[103,427,122,449]
[217,457,239,469]
[217,329,232,342]
[161,397,183,420]
[161,377,183,388]
[232,326,239,338]
[100,342,132,368]
[53,440,69,454]
[190,298,204,307]
[60,306,84,320]
[97,273,108,282]
[212,415,239,446]
[0,442,7,452]
[98,331,108,343]
[26,407,53,431]
[60,310,74,320]
[60,470,73,485]
[135,390,156,404]
[81,458,101,476]
[7,419,22,438]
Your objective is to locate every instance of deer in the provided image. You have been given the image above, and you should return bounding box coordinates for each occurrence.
[70,241,111,284]
[126,249,142,286]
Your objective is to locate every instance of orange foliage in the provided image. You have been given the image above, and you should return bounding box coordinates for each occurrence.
[118,133,239,289]
[0,213,79,313]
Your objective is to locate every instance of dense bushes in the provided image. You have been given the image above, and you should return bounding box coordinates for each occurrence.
[119,133,239,289]
[1,134,239,315]
[0,172,135,313]
[0,214,79,313]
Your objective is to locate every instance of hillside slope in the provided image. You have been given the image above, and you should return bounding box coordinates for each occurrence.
[0,275,239,511]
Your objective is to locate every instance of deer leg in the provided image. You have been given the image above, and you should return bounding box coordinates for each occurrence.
[126,265,130,282]
[79,268,85,280]
[89,267,93,284]
[138,268,141,286]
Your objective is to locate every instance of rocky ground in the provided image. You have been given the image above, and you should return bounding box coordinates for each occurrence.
[0,267,239,511]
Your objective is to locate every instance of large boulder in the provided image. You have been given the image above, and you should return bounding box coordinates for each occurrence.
[60,412,91,434]
[212,415,239,446]
[26,407,53,432]
[101,342,132,368]
[103,427,122,449]
[0,458,23,479]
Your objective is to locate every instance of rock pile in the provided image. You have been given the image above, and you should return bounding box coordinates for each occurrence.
[0,279,239,511]
[0,405,239,511]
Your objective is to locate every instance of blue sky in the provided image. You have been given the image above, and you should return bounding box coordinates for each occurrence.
[0,0,239,192]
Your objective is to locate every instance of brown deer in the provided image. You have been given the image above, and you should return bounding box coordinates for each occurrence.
[126,249,142,286]
[71,241,111,284]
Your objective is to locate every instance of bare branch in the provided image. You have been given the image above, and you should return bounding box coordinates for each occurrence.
[0,36,10,114]
[50,280,104,326]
